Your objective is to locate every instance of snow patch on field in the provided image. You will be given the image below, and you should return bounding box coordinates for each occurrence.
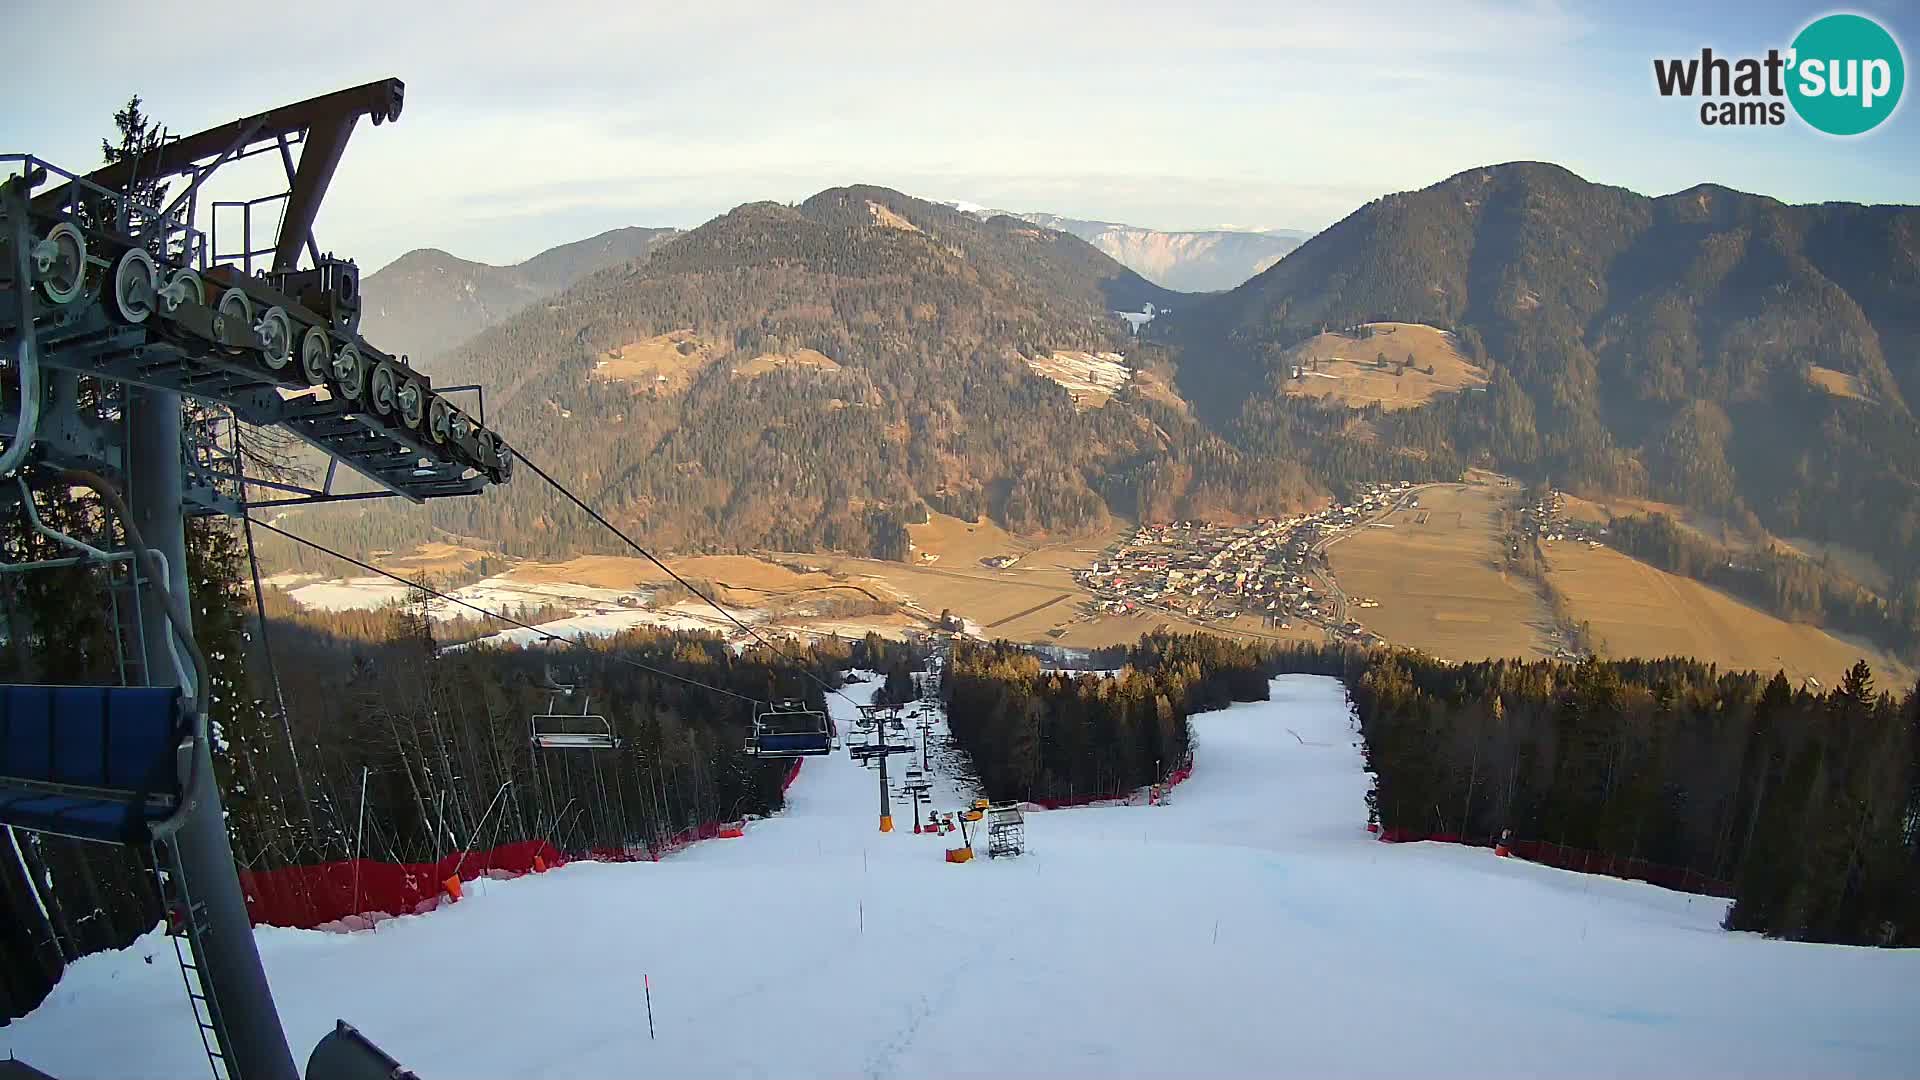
[1023,350,1132,407]
[286,577,413,611]
[6,676,1917,1079]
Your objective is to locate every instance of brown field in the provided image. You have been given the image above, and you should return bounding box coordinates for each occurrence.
[381,542,494,576]
[905,512,1037,568]
[1282,322,1487,411]
[809,518,1155,643]
[866,200,921,232]
[1805,364,1872,402]
[1127,368,1192,418]
[593,330,721,391]
[1561,494,1736,544]
[504,553,890,611]
[1041,611,1328,650]
[1541,542,1910,687]
[1327,483,1559,662]
[733,348,843,378]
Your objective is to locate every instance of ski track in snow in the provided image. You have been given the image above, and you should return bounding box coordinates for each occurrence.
[5,675,1918,1078]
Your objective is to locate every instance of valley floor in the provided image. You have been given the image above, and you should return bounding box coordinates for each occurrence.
[6,677,1916,1078]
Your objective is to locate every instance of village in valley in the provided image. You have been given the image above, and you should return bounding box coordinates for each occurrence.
[1071,482,1430,646]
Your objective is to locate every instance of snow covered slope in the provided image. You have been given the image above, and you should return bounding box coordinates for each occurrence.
[5,677,1916,1078]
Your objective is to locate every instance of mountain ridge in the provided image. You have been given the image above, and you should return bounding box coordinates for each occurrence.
[359,225,682,366]
[1171,159,1920,593]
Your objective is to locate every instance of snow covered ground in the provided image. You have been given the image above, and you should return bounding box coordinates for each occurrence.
[1023,351,1133,400]
[6,676,1917,1078]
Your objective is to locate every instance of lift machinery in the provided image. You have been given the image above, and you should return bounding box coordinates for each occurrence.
[0,79,515,1080]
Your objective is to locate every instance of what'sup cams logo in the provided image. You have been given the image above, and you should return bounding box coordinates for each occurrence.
[1654,12,1905,134]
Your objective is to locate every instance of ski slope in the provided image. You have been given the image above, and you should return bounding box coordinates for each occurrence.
[6,676,1917,1078]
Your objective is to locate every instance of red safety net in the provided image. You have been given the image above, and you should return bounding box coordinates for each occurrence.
[1028,755,1196,811]
[1374,829,1734,898]
[241,759,811,930]
[239,839,566,929]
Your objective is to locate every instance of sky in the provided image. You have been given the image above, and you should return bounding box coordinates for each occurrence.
[3,0,1915,273]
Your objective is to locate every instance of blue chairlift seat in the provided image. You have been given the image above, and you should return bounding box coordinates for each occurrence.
[0,685,190,845]
[745,703,834,757]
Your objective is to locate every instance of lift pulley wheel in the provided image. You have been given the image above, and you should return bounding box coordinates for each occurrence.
[331,341,366,400]
[34,222,87,306]
[111,247,157,324]
[300,326,331,386]
[256,307,293,369]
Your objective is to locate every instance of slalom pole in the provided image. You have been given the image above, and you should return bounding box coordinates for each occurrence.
[645,973,655,1040]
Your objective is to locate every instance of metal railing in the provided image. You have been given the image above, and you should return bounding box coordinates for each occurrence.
[1,153,207,270]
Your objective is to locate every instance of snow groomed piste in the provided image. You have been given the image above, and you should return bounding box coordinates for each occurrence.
[4,675,1916,1077]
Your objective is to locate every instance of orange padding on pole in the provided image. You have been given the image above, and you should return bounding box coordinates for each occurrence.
[946,847,974,863]
[879,815,894,833]
[533,855,548,872]
[718,825,745,839]
[442,876,462,901]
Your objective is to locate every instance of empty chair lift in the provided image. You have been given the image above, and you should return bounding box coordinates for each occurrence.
[530,692,616,750]
[745,700,835,757]
[0,684,199,844]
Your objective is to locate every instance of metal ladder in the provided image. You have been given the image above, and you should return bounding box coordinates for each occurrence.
[154,839,234,1080]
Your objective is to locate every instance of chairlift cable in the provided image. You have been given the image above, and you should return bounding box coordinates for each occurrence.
[247,518,765,705]
[233,424,315,823]
[509,451,865,711]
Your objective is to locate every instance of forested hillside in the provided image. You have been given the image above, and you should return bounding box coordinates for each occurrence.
[284,186,1327,562]
[1169,162,1920,589]
[301,165,1918,665]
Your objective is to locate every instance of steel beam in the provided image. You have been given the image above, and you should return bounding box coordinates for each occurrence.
[128,387,297,1080]
[33,80,403,217]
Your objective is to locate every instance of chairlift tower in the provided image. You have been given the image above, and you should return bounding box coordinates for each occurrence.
[847,708,914,833]
[0,79,515,1080]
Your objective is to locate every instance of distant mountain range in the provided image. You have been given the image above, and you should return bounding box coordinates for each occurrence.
[944,205,1309,292]
[359,226,681,366]
[338,166,1918,632]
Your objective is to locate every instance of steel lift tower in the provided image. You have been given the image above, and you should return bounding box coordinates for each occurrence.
[0,79,512,1080]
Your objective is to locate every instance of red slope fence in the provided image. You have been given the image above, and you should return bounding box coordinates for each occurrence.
[1375,828,1734,898]
[1026,754,1196,811]
[241,758,809,930]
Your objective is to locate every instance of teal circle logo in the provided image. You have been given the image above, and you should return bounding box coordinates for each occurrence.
[1787,14,1904,135]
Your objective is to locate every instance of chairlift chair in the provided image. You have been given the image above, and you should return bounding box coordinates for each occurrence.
[530,690,616,750]
[744,699,835,757]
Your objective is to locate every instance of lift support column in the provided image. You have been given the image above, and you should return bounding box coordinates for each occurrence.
[129,390,298,1080]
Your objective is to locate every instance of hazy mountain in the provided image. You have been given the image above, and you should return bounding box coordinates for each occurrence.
[358,226,681,366]
[301,166,1920,636]
[945,205,1309,292]
[1173,160,1920,583]
[292,185,1304,563]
